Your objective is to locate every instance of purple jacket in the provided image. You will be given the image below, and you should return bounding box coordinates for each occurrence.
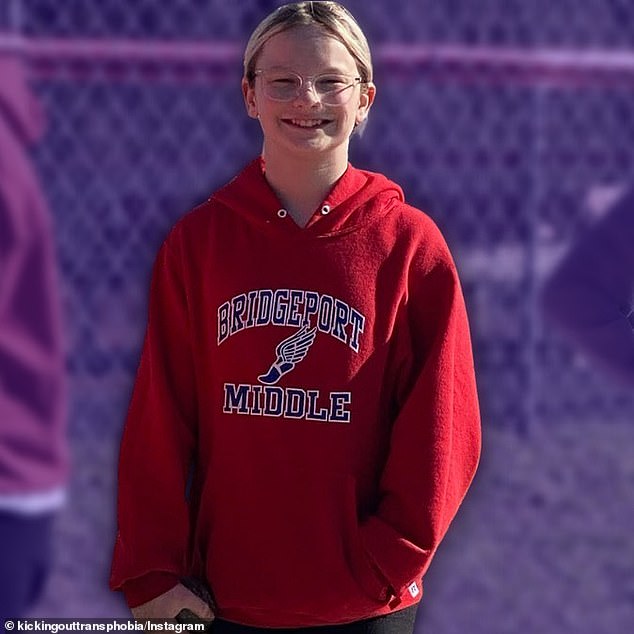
[0,56,69,494]
[540,187,634,386]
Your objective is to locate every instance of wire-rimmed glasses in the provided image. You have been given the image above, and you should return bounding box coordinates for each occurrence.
[253,69,364,106]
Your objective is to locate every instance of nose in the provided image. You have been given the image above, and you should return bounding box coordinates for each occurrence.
[294,80,321,105]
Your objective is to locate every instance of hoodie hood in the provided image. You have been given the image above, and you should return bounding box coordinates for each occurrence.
[211,156,404,238]
[0,56,46,145]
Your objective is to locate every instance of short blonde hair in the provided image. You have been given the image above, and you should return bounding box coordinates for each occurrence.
[243,1,373,91]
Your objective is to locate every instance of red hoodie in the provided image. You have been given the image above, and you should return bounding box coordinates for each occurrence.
[110,157,481,627]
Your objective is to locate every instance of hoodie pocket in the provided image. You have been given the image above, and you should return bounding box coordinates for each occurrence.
[341,476,390,604]
[205,462,387,621]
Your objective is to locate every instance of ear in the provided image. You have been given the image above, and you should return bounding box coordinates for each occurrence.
[242,77,259,119]
[355,82,376,125]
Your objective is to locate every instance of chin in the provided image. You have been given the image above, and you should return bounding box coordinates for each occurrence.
[264,129,349,159]
[289,142,346,158]
[278,135,335,153]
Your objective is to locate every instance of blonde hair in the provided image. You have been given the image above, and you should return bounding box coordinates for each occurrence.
[243,1,373,92]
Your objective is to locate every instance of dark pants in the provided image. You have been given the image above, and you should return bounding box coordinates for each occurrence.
[211,605,419,634]
[0,511,55,619]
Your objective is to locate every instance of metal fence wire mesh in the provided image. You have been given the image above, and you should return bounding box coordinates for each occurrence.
[16,0,634,47]
[2,0,634,625]
[29,50,634,434]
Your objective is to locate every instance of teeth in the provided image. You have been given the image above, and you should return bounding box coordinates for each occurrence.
[289,119,324,127]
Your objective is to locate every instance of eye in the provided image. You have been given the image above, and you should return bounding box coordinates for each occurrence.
[269,76,298,86]
[316,76,349,90]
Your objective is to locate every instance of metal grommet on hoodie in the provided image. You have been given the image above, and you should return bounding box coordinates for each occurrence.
[277,209,288,218]
[321,205,331,215]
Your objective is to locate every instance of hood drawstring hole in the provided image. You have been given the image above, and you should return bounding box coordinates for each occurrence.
[277,209,288,218]
[321,205,331,215]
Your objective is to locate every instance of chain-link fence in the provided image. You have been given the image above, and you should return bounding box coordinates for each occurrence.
[15,0,634,47]
[2,0,634,628]
[26,44,634,434]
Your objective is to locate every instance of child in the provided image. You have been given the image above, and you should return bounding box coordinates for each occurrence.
[110,3,481,632]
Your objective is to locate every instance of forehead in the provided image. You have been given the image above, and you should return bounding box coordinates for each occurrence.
[258,25,357,72]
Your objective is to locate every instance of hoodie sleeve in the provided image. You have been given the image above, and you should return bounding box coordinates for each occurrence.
[357,226,482,603]
[109,229,198,608]
[540,188,634,386]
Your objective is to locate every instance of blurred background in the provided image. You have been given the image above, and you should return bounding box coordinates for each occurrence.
[1,0,633,631]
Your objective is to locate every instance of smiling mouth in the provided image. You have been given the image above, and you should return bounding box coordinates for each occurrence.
[282,118,332,129]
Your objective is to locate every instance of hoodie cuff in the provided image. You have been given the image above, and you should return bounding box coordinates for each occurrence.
[359,515,431,599]
[122,572,181,608]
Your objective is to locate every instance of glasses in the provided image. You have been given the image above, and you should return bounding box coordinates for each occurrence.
[253,69,363,106]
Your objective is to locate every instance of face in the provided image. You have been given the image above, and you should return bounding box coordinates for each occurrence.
[242,24,375,160]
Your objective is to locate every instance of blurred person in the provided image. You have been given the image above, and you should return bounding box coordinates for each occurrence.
[540,186,634,386]
[0,56,69,618]
[110,2,481,632]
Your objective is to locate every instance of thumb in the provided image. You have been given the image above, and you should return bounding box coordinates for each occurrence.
[130,583,214,620]
[171,585,214,620]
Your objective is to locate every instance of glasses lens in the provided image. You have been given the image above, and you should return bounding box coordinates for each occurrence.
[262,72,301,101]
[316,75,356,105]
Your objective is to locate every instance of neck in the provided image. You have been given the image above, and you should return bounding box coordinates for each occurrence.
[261,145,349,227]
